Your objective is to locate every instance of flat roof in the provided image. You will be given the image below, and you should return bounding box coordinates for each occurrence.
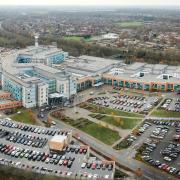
[18,45,64,58]
[105,72,180,84]
[66,55,120,73]
[152,64,168,70]
[35,64,62,74]
[50,135,67,143]
[125,62,146,71]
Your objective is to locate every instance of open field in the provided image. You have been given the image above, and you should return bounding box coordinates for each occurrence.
[116,21,144,28]
[11,109,37,125]
[151,108,180,117]
[63,36,83,41]
[77,118,120,145]
[89,113,141,129]
[100,116,141,129]
[79,103,144,118]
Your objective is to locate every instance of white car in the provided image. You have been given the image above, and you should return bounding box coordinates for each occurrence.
[89,92,94,95]
[51,121,56,125]
[59,160,63,165]
[88,174,93,178]
[67,171,72,176]
[45,158,50,163]
[169,167,176,174]
[93,174,98,179]
[81,162,86,168]
[164,156,172,162]
[104,175,109,179]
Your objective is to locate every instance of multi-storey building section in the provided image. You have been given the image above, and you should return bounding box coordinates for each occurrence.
[1,40,180,109]
[17,45,68,67]
[1,45,76,108]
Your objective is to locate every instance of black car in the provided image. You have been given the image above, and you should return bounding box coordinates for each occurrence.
[67,161,73,168]
[86,163,91,168]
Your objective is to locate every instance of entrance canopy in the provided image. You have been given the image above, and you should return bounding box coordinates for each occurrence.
[93,82,104,87]
[48,93,64,105]
[49,93,64,98]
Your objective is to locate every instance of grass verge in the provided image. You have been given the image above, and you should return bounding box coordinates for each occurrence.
[151,108,180,117]
[89,113,141,129]
[11,109,37,125]
[80,103,143,118]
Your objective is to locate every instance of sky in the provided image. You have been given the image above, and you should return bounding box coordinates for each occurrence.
[0,0,180,6]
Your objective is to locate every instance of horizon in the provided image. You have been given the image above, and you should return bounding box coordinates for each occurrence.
[0,0,180,6]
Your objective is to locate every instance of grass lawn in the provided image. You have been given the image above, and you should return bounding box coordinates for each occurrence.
[51,112,120,145]
[78,121,120,145]
[11,109,37,125]
[63,36,83,41]
[100,116,142,129]
[80,103,143,118]
[116,21,144,28]
[151,108,180,117]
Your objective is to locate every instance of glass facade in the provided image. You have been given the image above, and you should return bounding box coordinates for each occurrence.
[108,79,112,85]
[161,85,165,91]
[125,81,130,88]
[119,81,124,87]
[3,77,22,101]
[152,84,158,90]
[48,80,56,94]
[48,52,68,66]
[17,55,32,63]
[144,84,150,91]
[174,85,180,91]
[137,83,143,90]
[131,82,136,89]
[24,70,56,94]
[167,84,173,91]
[77,80,92,92]
[113,80,118,86]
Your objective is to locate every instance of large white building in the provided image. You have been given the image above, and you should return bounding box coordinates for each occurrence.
[1,38,180,109]
[1,43,76,108]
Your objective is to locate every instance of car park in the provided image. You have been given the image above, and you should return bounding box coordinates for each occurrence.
[0,118,115,179]
[88,94,158,114]
[161,98,180,112]
[137,119,180,178]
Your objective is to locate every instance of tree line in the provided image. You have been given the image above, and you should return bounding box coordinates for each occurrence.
[0,29,180,65]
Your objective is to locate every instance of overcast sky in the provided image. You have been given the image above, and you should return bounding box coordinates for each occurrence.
[0,0,180,6]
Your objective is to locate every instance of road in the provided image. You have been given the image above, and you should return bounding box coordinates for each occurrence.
[51,114,176,180]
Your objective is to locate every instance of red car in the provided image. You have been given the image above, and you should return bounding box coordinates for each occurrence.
[162,164,169,170]
[79,148,83,153]
[91,163,96,170]
[83,149,87,154]
[63,160,68,166]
